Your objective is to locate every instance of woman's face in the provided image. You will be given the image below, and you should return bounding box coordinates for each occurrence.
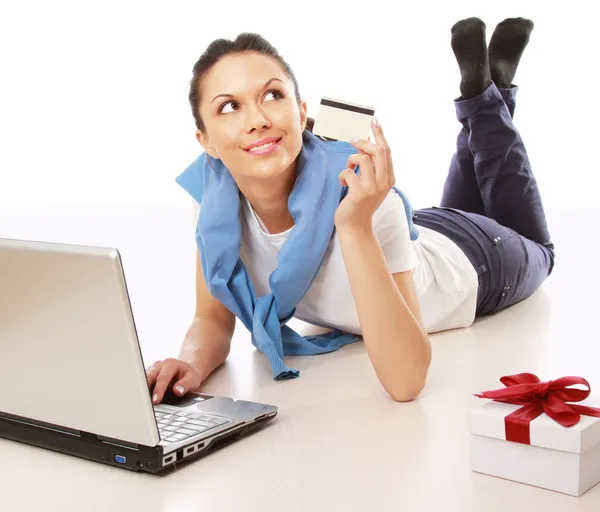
[196,51,308,181]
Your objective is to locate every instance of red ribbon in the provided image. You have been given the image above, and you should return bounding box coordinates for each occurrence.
[475,373,600,445]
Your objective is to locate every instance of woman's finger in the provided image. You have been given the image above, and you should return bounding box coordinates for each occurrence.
[152,363,178,404]
[174,368,203,396]
[146,361,163,387]
[346,153,375,190]
[339,167,362,191]
[350,134,388,188]
[369,119,395,187]
[370,118,390,148]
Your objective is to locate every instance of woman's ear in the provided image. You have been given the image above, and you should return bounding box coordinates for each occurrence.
[300,100,308,130]
[195,130,220,160]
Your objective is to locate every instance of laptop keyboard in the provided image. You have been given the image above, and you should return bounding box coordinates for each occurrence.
[155,410,231,444]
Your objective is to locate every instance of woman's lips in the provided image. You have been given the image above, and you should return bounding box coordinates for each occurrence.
[245,138,282,156]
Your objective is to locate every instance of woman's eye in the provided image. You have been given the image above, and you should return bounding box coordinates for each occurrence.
[219,89,283,114]
[220,101,238,114]
[264,89,284,101]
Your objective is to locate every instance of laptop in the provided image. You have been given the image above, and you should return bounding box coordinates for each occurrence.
[0,237,278,473]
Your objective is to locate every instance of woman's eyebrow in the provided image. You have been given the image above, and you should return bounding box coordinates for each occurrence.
[210,78,284,104]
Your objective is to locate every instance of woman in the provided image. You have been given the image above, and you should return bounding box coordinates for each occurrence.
[147,17,555,403]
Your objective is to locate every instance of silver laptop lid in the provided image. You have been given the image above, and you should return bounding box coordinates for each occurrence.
[0,238,160,446]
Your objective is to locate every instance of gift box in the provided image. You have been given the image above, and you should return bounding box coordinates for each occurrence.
[470,373,600,497]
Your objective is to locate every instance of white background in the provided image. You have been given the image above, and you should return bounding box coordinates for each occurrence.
[1,1,598,363]
[1,0,598,210]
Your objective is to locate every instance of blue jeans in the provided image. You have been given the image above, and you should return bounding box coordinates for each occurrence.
[413,82,555,315]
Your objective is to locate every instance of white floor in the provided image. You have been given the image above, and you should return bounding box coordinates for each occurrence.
[1,204,600,511]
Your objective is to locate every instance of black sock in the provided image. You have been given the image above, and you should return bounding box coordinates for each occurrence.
[451,17,492,99]
[489,18,534,89]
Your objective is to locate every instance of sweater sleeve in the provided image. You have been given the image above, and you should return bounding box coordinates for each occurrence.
[372,189,418,274]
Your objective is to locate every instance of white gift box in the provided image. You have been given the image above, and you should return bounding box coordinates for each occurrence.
[470,400,600,496]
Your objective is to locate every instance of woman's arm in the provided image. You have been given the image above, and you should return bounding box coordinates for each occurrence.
[178,312,234,383]
[148,250,235,403]
[337,225,431,401]
[335,118,431,401]
[180,250,236,380]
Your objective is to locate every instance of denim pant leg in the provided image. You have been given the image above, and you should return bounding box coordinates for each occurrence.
[498,85,518,118]
[454,82,554,251]
[440,84,518,215]
[440,121,485,215]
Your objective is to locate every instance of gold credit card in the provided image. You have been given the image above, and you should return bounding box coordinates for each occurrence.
[312,97,376,143]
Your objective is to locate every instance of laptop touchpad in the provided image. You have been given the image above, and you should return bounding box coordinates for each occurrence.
[159,389,210,408]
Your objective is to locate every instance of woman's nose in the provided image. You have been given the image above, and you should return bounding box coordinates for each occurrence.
[245,105,271,132]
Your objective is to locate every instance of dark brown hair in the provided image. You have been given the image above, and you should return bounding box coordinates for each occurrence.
[188,32,315,134]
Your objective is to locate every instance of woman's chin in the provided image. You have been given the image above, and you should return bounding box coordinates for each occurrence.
[248,155,293,179]
[251,166,289,180]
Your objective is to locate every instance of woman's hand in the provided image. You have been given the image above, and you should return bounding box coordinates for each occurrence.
[334,119,396,232]
[146,358,203,404]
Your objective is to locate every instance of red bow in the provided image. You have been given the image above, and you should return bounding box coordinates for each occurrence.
[475,373,600,445]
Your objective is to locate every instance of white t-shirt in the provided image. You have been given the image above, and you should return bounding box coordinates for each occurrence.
[194,191,478,335]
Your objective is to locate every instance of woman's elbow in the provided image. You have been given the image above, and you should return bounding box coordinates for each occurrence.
[387,380,426,402]
[386,362,430,402]
[377,334,432,402]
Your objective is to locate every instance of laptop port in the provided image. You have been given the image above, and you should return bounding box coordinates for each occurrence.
[162,454,177,466]
[184,442,205,457]
[115,455,126,464]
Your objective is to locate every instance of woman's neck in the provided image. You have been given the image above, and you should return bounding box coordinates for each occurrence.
[236,165,297,234]
[248,196,294,234]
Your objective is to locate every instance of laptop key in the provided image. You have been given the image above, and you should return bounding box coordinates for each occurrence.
[186,424,209,433]
[187,419,214,429]
[177,427,200,436]
[190,414,211,421]
[164,435,186,443]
